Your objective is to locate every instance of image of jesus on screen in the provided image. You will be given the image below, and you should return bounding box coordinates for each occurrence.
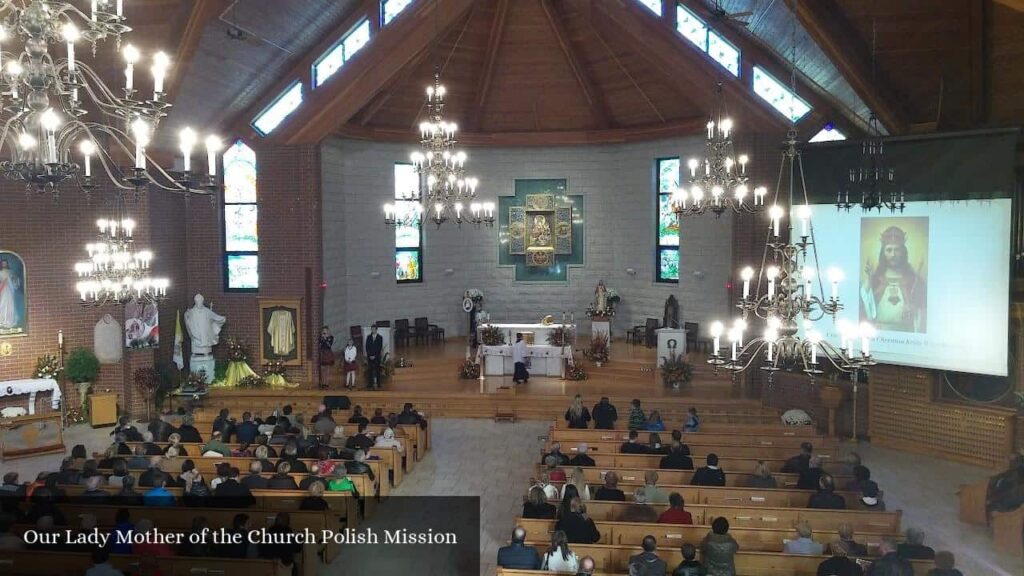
[859,217,929,333]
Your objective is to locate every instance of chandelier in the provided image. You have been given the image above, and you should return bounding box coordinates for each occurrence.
[707,129,876,384]
[73,192,167,306]
[384,69,493,228]
[672,84,767,218]
[0,0,222,198]
[836,113,903,213]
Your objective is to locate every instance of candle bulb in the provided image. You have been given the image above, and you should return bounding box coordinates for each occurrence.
[179,127,196,173]
[797,204,812,237]
[63,24,79,72]
[206,135,221,176]
[769,205,784,237]
[117,0,124,17]
[766,266,779,299]
[123,44,139,92]
[131,118,148,169]
[58,330,64,347]
[92,0,97,21]
[80,140,95,177]
[152,51,170,99]
[740,266,753,299]
[827,267,843,300]
[706,120,714,140]
[710,321,723,356]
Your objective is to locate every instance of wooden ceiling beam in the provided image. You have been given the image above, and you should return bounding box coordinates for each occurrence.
[163,0,232,103]
[469,0,510,131]
[541,0,611,129]
[336,116,706,146]
[788,0,909,135]
[356,44,432,126]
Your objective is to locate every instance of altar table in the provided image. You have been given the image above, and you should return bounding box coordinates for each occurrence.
[0,379,62,415]
[478,344,574,377]
[477,323,576,347]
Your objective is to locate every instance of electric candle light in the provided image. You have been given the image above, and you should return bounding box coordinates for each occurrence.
[123,44,140,92]
[802,266,815,297]
[738,154,748,175]
[837,318,852,356]
[205,135,221,176]
[733,318,747,347]
[859,322,876,356]
[131,117,148,169]
[808,331,822,364]
[40,108,60,163]
[769,205,784,237]
[710,321,724,356]
[19,132,36,150]
[687,158,699,177]
[152,51,170,99]
[728,328,739,361]
[720,118,733,139]
[766,266,779,298]
[80,140,95,177]
[8,61,23,99]
[58,330,63,347]
[740,266,754,299]
[765,327,778,362]
[735,184,748,203]
[706,120,714,139]
[797,204,812,237]
[691,186,704,205]
[755,186,767,206]
[179,127,196,172]
[63,23,79,72]
[0,26,6,70]
[827,267,843,300]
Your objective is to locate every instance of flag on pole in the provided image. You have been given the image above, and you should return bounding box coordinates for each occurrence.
[173,309,184,370]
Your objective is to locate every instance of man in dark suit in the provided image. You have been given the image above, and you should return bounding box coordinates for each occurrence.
[212,409,236,442]
[628,535,668,576]
[241,461,269,490]
[592,397,618,429]
[660,443,694,470]
[620,430,649,454]
[594,471,626,501]
[214,467,255,508]
[690,454,726,486]
[176,416,202,444]
[496,526,541,570]
[234,412,260,445]
[568,443,595,467]
[365,325,384,389]
[345,422,375,452]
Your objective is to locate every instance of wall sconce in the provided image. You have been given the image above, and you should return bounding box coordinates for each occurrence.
[625,268,636,276]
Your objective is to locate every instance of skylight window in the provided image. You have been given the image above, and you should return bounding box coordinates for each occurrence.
[809,126,847,142]
[252,82,303,136]
[752,66,811,122]
[382,0,413,25]
[637,0,662,15]
[313,19,371,88]
[675,4,740,77]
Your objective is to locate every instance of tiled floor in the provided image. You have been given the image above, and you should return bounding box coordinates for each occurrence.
[4,419,1022,575]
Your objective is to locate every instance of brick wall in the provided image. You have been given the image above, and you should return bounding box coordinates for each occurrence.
[321,136,737,340]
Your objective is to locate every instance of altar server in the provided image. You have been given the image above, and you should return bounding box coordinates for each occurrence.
[513,333,530,385]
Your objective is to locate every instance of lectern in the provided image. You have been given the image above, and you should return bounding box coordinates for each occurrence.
[958,479,989,525]
[89,393,118,427]
[992,506,1024,556]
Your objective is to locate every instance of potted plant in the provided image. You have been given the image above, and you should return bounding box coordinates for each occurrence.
[480,325,506,346]
[134,367,160,420]
[66,348,100,414]
[566,358,588,381]
[588,333,610,367]
[546,326,573,347]
[458,359,481,379]
[660,351,694,389]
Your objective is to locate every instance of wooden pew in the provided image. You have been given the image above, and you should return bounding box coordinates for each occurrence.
[552,422,813,436]
[516,517,901,553]
[59,483,362,531]
[575,452,844,476]
[123,440,405,487]
[536,465,854,489]
[549,439,838,461]
[522,543,934,575]
[555,500,903,534]
[0,550,277,576]
[549,427,835,449]
[545,482,870,510]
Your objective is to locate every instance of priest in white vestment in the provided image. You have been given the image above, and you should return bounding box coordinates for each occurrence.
[512,333,529,384]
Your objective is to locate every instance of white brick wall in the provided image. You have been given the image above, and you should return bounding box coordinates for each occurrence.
[321,136,734,340]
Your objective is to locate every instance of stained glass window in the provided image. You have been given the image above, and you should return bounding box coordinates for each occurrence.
[313,19,371,88]
[382,0,413,26]
[395,163,422,283]
[252,82,302,135]
[224,141,259,290]
[656,157,680,282]
[809,126,847,142]
[675,4,740,77]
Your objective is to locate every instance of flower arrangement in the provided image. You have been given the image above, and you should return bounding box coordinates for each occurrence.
[480,325,506,346]
[566,359,588,381]
[465,289,484,302]
[227,338,249,362]
[546,326,574,347]
[660,351,694,388]
[33,354,62,380]
[181,371,208,392]
[264,360,286,377]
[458,359,481,379]
[587,333,610,365]
[134,367,160,398]
[239,374,268,388]
[585,303,616,319]
[606,288,621,305]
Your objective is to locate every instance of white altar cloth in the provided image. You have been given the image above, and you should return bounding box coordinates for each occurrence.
[0,378,62,414]
[478,344,574,377]
[477,323,576,347]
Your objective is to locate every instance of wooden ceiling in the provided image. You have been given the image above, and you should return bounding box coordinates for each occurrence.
[106,0,1024,148]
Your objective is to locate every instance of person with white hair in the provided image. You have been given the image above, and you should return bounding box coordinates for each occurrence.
[497,526,541,569]
[783,521,824,555]
[568,443,594,467]
[559,467,591,501]
[374,427,404,454]
[897,527,935,560]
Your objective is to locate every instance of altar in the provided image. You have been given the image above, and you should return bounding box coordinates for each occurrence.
[477,323,576,347]
[478,344,574,377]
[0,379,62,415]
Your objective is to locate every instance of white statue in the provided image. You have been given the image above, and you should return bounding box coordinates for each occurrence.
[184,294,226,354]
[184,294,225,383]
[595,280,608,314]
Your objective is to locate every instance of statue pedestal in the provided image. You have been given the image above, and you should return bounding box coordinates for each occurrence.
[190,355,216,384]
[591,319,610,349]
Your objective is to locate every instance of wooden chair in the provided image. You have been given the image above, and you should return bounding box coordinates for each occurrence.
[685,321,709,353]
[413,317,430,345]
[429,321,445,343]
[644,317,659,347]
[394,319,411,347]
[626,323,643,345]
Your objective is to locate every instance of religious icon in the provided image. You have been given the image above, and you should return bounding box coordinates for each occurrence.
[530,215,553,247]
[125,297,160,349]
[0,251,27,338]
[859,218,928,333]
[258,299,303,365]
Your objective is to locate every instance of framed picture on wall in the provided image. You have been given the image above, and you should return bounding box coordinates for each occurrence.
[258,299,302,366]
[0,251,28,338]
[125,297,159,349]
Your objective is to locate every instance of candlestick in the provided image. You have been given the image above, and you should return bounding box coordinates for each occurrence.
[58,330,63,348]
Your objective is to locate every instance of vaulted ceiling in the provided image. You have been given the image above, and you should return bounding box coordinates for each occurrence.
[114,0,1024,148]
